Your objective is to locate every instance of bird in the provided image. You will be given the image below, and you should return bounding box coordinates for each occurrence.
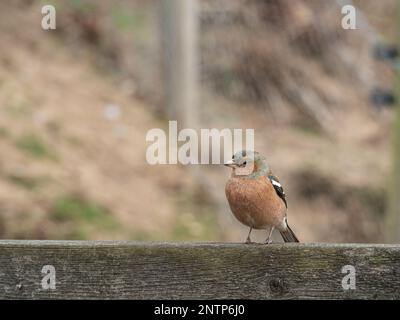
[224,150,299,244]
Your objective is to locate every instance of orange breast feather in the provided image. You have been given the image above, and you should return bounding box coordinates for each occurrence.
[225,175,286,229]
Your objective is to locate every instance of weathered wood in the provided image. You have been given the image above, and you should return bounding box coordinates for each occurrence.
[0,241,399,299]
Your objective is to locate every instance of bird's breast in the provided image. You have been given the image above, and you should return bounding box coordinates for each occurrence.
[225,176,286,229]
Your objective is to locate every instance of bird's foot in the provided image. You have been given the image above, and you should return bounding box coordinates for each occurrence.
[264,239,273,245]
[245,238,255,244]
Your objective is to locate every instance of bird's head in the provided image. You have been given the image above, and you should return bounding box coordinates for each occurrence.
[224,150,268,176]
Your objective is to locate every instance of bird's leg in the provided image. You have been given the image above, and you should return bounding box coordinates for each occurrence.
[245,227,253,244]
[265,226,275,244]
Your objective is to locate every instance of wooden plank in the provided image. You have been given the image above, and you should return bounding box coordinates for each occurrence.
[0,241,399,299]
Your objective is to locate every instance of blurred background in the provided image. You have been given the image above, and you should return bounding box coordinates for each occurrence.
[0,0,398,243]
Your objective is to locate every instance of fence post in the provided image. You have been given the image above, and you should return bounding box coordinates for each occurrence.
[386,0,400,243]
[159,0,199,129]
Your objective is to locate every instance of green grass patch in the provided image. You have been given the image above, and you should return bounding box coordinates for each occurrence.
[7,105,27,117]
[64,227,90,240]
[294,119,321,136]
[0,126,9,138]
[172,211,218,241]
[129,229,154,241]
[69,0,97,13]
[52,194,119,231]
[172,188,220,241]
[65,135,83,147]
[6,174,51,190]
[111,7,143,31]
[15,134,57,160]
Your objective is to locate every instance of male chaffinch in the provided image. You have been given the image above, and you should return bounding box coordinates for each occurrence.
[224,150,299,244]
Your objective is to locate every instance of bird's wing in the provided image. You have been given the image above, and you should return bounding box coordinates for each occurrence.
[268,174,287,208]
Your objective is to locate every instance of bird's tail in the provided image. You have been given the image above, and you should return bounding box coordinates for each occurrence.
[280,224,299,243]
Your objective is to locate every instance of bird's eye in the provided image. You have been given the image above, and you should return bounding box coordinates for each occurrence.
[243,161,247,165]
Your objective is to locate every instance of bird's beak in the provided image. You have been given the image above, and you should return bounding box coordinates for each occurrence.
[224,159,237,168]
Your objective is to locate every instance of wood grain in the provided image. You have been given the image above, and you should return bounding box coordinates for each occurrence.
[0,241,399,299]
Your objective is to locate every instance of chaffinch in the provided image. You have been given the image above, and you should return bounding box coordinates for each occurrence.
[224,150,299,244]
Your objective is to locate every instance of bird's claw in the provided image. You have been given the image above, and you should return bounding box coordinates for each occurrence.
[264,239,273,244]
